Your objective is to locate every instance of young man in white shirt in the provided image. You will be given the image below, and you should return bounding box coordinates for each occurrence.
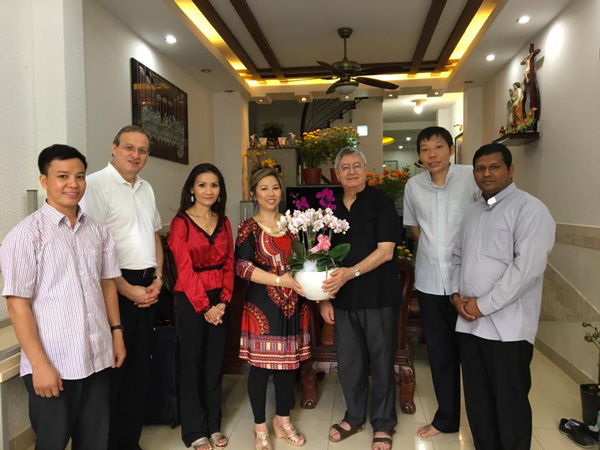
[80,125,163,450]
[1,145,125,449]
[403,126,479,438]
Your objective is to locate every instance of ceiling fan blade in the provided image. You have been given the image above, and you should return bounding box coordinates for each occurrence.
[317,60,346,78]
[357,65,408,76]
[326,81,342,95]
[354,77,399,90]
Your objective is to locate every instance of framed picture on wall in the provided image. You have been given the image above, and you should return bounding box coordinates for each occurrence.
[383,160,398,170]
[454,133,463,164]
[130,58,189,165]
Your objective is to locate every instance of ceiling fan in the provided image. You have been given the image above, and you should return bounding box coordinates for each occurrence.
[318,27,401,95]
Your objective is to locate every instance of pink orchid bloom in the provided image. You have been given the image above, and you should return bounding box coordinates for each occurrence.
[308,234,331,254]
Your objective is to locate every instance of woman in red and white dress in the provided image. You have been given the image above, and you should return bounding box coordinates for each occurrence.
[235,168,310,450]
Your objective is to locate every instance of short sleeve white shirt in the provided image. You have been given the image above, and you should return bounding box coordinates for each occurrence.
[80,163,162,270]
[403,164,479,295]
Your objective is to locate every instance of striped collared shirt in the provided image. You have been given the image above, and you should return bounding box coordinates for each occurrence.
[0,202,121,379]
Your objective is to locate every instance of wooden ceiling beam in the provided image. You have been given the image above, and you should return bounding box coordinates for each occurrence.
[191,0,260,79]
[434,0,484,73]
[410,0,447,74]
[229,0,286,82]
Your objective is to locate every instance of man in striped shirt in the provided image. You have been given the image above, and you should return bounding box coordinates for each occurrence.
[0,144,125,449]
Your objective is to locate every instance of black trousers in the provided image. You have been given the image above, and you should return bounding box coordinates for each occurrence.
[177,292,228,446]
[458,333,534,450]
[23,369,110,450]
[417,291,461,432]
[109,271,155,450]
[334,307,398,432]
[247,366,297,424]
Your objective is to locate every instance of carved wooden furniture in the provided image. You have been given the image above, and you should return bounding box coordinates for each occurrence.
[299,258,416,414]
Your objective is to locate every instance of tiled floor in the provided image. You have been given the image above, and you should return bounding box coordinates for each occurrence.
[137,344,584,449]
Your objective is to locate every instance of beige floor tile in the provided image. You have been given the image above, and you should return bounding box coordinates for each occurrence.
[136,345,585,449]
[533,428,582,449]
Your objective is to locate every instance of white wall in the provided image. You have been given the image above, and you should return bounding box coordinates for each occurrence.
[473,0,600,381]
[213,92,248,232]
[83,0,215,226]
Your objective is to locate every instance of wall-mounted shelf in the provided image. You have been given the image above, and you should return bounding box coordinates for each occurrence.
[493,132,539,146]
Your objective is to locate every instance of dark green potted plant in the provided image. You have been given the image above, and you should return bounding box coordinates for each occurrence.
[261,121,283,148]
[581,322,600,423]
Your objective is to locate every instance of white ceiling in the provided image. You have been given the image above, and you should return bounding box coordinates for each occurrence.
[91,0,574,113]
[383,92,463,122]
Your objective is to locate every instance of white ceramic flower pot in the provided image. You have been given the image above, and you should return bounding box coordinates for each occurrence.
[294,270,330,301]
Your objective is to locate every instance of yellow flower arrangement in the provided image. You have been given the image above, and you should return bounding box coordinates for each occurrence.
[297,126,359,168]
[397,242,413,263]
[244,150,279,173]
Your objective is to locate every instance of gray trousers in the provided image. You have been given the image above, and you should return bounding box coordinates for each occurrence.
[334,307,398,432]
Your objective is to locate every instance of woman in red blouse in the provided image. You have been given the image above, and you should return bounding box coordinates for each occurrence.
[235,168,310,450]
[168,163,234,450]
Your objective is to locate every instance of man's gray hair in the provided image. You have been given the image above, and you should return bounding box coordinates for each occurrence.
[334,147,368,168]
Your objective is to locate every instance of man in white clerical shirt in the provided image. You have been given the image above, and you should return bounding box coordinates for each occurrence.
[452,143,555,450]
[81,125,164,450]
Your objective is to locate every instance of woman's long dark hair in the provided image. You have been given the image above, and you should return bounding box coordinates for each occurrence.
[178,163,227,215]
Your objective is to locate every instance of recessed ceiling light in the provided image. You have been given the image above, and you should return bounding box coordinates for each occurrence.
[344,95,350,99]
[486,54,496,61]
[406,137,411,141]
[301,97,307,102]
[434,91,439,95]
[388,94,393,97]
[165,35,177,44]
[201,68,212,73]
[258,99,263,103]
[398,145,403,149]
[517,16,531,24]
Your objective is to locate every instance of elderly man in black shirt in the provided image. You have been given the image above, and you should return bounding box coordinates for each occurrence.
[321,147,402,450]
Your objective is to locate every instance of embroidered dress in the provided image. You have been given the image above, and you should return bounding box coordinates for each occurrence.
[235,218,310,370]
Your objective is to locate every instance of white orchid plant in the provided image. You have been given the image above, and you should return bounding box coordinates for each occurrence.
[278,192,351,273]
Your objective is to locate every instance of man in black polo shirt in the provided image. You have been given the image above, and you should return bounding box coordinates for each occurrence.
[321,147,401,450]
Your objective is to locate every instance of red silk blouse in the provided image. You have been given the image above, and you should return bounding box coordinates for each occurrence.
[167,212,234,313]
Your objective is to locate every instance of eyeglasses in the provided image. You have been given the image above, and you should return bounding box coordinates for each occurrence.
[338,163,365,173]
[121,145,148,156]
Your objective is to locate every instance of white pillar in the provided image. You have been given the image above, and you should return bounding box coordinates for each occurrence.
[213,92,248,232]
[463,86,484,164]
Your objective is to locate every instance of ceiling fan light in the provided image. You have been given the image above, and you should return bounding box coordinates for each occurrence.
[414,105,424,114]
[335,81,358,95]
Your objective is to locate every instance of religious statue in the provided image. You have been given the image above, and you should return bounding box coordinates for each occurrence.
[506,88,514,131]
[521,43,541,129]
[510,82,524,131]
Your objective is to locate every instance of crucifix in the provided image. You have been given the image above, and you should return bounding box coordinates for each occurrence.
[520,43,541,127]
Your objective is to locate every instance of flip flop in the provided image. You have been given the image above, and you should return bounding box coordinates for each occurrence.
[329,421,365,442]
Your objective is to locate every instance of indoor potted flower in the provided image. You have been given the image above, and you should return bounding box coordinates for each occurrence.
[278,189,350,300]
[366,166,411,202]
[581,322,600,424]
[244,149,280,174]
[261,121,283,148]
[296,129,329,184]
[322,126,358,183]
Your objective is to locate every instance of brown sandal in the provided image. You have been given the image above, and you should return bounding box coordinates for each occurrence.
[372,430,395,450]
[329,421,365,442]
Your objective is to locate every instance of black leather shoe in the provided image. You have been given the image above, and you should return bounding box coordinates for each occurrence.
[559,418,596,447]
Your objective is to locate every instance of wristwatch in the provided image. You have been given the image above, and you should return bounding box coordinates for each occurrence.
[353,265,361,277]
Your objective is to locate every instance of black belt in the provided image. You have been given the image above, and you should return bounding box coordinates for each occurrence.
[193,263,224,273]
[121,267,155,278]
